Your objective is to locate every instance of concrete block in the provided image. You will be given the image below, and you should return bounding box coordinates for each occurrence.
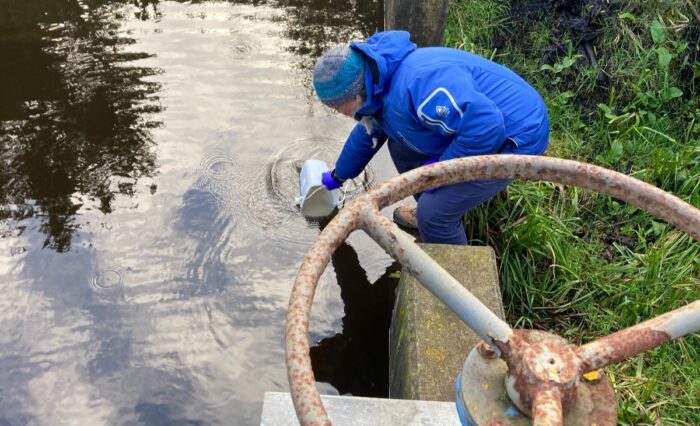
[260,392,459,425]
[389,244,505,401]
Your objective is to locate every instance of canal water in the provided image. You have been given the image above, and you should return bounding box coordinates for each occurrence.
[0,1,404,424]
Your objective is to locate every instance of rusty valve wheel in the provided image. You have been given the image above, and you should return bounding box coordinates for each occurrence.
[285,155,700,426]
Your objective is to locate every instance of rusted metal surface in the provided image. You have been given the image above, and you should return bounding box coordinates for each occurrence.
[531,390,563,426]
[459,336,617,425]
[582,373,618,426]
[358,203,513,348]
[285,207,360,425]
[477,340,499,359]
[497,330,578,420]
[575,299,700,372]
[285,155,700,425]
[368,155,700,241]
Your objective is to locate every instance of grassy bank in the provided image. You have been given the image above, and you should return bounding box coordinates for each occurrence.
[445,0,700,424]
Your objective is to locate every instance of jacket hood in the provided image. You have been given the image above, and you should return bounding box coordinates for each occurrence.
[350,31,417,118]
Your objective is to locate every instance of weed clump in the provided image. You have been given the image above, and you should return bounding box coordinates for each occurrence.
[447,0,700,423]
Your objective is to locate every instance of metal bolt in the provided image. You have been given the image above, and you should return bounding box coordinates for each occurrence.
[477,340,499,359]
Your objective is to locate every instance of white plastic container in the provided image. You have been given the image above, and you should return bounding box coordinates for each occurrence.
[297,159,339,218]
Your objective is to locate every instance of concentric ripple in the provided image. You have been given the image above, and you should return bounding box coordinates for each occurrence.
[195,139,376,251]
[199,153,239,182]
[90,268,124,290]
[234,137,335,229]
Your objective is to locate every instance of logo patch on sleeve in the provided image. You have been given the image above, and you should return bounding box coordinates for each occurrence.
[435,105,450,118]
[417,88,463,135]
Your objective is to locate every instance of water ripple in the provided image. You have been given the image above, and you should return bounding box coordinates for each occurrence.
[90,269,124,291]
[199,153,239,182]
[241,140,323,230]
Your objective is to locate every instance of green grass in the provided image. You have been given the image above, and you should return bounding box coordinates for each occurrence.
[444,0,509,57]
[447,0,700,423]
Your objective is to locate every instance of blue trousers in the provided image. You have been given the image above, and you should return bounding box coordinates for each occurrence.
[388,139,512,245]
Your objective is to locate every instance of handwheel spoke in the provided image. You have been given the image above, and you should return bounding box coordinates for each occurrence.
[359,205,513,348]
[531,389,564,426]
[576,299,700,372]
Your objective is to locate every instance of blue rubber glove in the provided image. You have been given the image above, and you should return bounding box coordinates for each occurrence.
[321,170,343,191]
[422,158,439,193]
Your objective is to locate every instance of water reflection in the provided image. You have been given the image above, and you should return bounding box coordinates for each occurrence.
[133,0,161,21]
[310,222,400,396]
[0,0,395,424]
[279,0,384,58]
[278,0,384,104]
[0,0,385,252]
[0,0,161,252]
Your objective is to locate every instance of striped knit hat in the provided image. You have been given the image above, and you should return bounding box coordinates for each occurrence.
[312,45,366,108]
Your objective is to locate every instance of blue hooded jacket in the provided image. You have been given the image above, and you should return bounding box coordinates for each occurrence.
[333,31,549,180]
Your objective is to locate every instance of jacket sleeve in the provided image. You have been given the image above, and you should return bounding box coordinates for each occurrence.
[334,122,387,180]
[408,67,505,161]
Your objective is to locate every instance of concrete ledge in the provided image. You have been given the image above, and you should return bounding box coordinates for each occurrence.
[260,392,459,425]
[389,244,505,401]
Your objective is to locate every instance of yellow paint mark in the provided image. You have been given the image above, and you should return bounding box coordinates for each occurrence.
[481,383,489,390]
[583,371,600,381]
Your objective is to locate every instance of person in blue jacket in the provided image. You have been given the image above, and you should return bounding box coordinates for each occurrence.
[314,31,549,245]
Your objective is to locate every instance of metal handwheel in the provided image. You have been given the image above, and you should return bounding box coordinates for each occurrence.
[285,155,700,425]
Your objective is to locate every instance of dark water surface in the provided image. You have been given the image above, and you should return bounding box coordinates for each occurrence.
[0,1,404,424]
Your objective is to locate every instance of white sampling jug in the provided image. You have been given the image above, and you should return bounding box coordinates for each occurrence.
[297,159,339,218]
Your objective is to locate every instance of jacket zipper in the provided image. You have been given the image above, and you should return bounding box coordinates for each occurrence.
[397,131,430,156]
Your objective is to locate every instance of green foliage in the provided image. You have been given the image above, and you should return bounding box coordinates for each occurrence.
[444,0,509,57]
[448,0,700,422]
[540,53,580,79]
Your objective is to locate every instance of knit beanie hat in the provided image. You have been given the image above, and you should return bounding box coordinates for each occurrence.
[313,45,366,108]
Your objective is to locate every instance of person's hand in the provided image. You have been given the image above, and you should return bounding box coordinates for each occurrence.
[321,170,343,190]
[422,158,439,193]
